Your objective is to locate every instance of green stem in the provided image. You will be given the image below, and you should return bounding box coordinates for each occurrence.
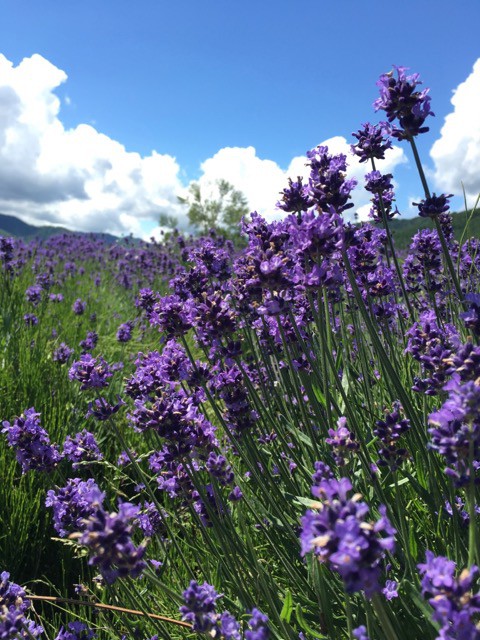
[371,593,400,640]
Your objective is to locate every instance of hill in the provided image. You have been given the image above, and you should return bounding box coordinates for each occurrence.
[0,212,120,243]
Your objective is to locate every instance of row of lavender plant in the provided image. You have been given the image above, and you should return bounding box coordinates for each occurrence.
[2,66,480,639]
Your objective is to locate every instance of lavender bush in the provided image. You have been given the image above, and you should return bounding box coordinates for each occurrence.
[1,66,480,639]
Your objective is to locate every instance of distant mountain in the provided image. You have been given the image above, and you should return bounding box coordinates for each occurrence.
[0,212,120,243]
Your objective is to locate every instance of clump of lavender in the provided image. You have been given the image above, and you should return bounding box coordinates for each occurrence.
[418,551,480,639]
[25,285,43,305]
[116,322,133,342]
[374,65,434,140]
[79,331,98,353]
[2,407,62,474]
[0,236,15,269]
[46,478,104,537]
[53,342,74,363]
[428,376,480,485]
[62,430,103,467]
[72,298,86,315]
[74,502,146,584]
[0,571,44,638]
[180,581,269,639]
[69,354,113,390]
[300,477,396,596]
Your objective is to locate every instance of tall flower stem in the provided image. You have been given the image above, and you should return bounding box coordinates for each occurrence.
[371,594,399,640]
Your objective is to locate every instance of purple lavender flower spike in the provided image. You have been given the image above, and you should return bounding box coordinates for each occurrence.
[414,193,453,218]
[72,298,86,315]
[351,122,392,163]
[2,407,62,474]
[418,551,480,638]
[69,354,113,390]
[301,476,396,597]
[76,501,146,584]
[374,65,434,140]
[63,430,103,466]
[46,477,104,537]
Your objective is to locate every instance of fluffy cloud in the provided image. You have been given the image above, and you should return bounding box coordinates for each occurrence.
[0,54,185,236]
[0,53,407,237]
[430,59,480,204]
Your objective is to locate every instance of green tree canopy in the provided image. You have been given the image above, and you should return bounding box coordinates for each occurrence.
[177,179,250,242]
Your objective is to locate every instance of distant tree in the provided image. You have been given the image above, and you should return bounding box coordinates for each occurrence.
[158,212,178,230]
[177,179,250,243]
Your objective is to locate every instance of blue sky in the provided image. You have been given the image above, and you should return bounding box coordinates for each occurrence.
[1,0,480,237]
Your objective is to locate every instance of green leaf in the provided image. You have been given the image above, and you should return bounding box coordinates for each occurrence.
[280,589,293,623]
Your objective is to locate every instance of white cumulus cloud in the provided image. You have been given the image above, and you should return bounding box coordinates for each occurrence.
[0,53,185,236]
[430,59,480,204]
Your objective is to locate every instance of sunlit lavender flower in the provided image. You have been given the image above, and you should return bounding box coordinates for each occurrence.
[0,571,44,638]
[180,581,244,639]
[53,343,74,364]
[75,502,146,584]
[306,145,357,213]
[245,608,270,640]
[418,551,480,639]
[54,621,96,640]
[300,477,396,596]
[428,377,480,485]
[69,354,113,390]
[326,417,359,466]
[25,284,43,305]
[72,298,86,315]
[46,477,104,537]
[414,193,453,218]
[79,331,98,353]
[116,322,133,342]
[374,65,434,140]
[63,430,103,466]
[277,176,314,214]
[351,122,392,163]
[2,407,62,474]
[1,571,30,613]
[180,581,222,633]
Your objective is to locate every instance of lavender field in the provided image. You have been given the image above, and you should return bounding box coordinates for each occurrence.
[2,67,480,640]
